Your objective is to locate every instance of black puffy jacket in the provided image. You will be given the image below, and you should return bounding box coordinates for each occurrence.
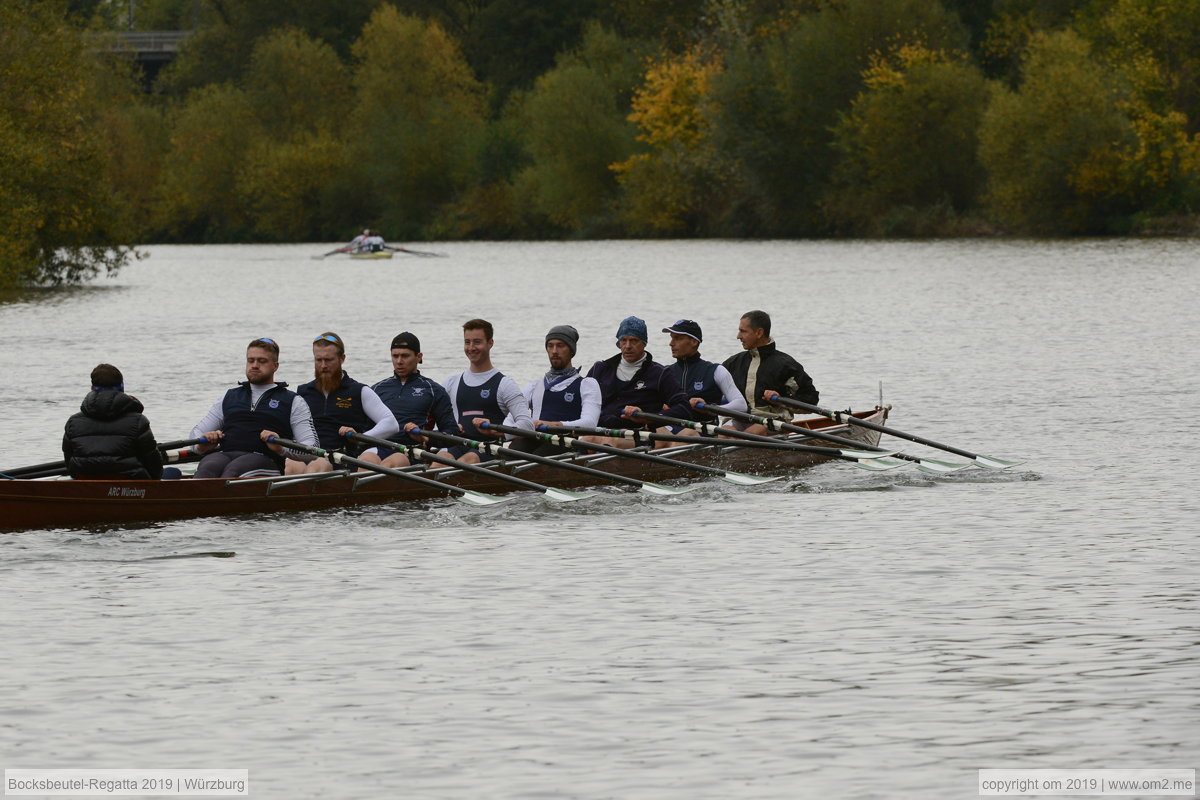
[62,391,163,479]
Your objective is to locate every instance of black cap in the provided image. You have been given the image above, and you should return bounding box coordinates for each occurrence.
[390,331,421,353]
[662,319,702,342]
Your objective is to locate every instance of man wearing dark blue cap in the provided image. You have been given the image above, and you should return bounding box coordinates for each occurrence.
[662,320,747,441]
[583,316,691,449]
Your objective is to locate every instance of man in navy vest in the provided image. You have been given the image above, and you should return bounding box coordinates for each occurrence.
[190,338,319,478]
[582,316,691,449]
[289,332,398,474]
[359,331,459,469]
[513,324,602,456]
[659,319,748,447]
[439,318,533,464]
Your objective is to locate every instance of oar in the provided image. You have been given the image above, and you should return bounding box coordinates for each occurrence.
[268,437,508,507]
[697,402,969,475]
[384,245,446,258]
[480,423,780,486]
[312,246,353,260]
[621,411,906,468]
[1,437,209,480]
[347,432,595,503]
[388,428,693,497]
[767,397,1021,470]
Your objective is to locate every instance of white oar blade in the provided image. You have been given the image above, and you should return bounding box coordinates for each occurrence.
[854,457,907,472]
[973,455,1022,470]
[544,488,597,503]
[839,448,897,459]
[720,471,782,486]
[457,491,510,507]
[637,482,694,497]
[916,458,972,475]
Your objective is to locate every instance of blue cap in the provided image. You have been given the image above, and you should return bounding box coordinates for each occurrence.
[615,316,648,344]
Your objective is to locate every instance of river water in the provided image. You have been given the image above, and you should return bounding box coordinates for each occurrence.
[1,240,1197,799]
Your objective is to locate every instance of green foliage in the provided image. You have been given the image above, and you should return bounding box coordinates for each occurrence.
[709,0,970,235]
[511,23,651,234]
[345,6,487,238]
[0,1,136,288]
[827,46,993,234]
[244,28,350,139]
[979,30,1134,232]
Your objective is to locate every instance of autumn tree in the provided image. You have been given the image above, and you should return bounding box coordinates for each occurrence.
[0,1,137,288]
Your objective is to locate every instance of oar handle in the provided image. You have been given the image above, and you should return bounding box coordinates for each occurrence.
[268,436,476,497]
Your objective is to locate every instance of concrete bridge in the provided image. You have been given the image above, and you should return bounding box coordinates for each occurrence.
[92,30,192,87]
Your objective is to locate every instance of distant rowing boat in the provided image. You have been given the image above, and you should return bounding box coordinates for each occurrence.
[349,250,393,260]
[0,407,888,531]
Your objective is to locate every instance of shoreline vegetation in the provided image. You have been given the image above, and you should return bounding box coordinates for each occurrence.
[5,0,1200,288]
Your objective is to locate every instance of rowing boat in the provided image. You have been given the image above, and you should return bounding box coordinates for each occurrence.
[0,407,888,531]
[349,250,393,260]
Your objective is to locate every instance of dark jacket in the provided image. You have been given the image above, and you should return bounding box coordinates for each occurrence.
[722,340,818,414]
[586,352,691,429]
[63,390,163,479]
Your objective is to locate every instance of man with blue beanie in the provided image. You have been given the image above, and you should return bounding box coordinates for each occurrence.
[583,316,691,449]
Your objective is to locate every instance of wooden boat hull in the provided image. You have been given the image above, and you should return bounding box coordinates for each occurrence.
[0,408,887,531]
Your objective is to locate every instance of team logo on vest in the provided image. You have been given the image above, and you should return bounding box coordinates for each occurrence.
[564,392,575,402]
[336,396,353,408]
[635,381,646,389]
[480,389,491,399]
[412,387,425,396]
[693,381,705,391]
[269,399,280,408]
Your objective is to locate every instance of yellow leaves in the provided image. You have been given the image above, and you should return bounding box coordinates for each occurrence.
[626,50,721,151]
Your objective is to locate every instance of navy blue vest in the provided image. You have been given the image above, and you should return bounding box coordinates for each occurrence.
[220,383,295,460]
[297,373,371,451]
[455,372,505,435]
[539,373,584,422]
[670,357,725,404]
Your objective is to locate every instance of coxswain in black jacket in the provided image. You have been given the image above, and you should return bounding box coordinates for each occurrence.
[62,390,163,479]
[722,339,818,417]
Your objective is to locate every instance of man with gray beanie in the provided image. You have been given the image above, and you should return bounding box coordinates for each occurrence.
[511,325,601,455]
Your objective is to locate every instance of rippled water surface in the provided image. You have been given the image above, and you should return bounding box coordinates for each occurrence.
[2,240,1198,798]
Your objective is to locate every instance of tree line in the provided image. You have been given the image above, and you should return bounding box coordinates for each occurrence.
[4,0,1200,287]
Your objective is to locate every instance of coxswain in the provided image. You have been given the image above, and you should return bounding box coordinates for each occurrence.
[721,310,818,436]
[289,332,399,474]
[358,331,458,469]
[62,363,163,480]
[190,338,319,478]
[438,318,532,464]
[512,324,601,456]
[660,319,747,446]
[582,316,690,449]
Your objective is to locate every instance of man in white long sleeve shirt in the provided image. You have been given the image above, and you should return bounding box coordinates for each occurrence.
[511,324,601,456]
[289,332,399,474]
[439,318,532,464]
[190,338,319,478]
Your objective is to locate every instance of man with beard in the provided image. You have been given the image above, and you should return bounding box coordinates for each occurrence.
[190,338,319,478]
[288,332,398,474]
[582,316,691,449]
[62,363,163,479]
[358,331,458,469]
[438,318,532,464]
[722,309,818,436]
[511,324,601,456]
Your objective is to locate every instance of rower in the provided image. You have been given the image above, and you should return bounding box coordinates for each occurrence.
[190,338,319,478]
[347,228,370,252]
[361,230,386,253]
[661,319,747,446]
[62,363,163,480]
[512,324,601,456]
[289,332,399,474]
[439,318,532,464]
[359,331,458,469]
[721,310,818,436]
[582,316,690,449]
